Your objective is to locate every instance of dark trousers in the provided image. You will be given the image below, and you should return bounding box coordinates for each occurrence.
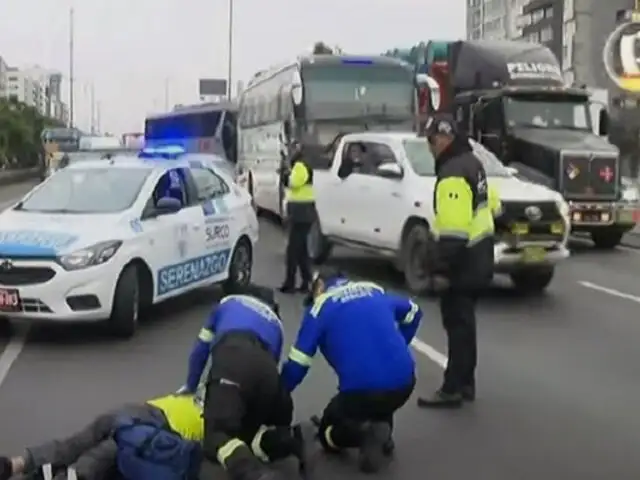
[317,380,415,451]
[283,221,312,287]
[440,289,478,394]
[202,332,295,479]
[25,403,162,480]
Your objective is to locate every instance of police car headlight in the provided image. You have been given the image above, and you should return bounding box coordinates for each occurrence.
[622,186,639,203]
[58,240,122,271]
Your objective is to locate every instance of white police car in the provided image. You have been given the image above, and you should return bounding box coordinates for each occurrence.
[0,146,259,338]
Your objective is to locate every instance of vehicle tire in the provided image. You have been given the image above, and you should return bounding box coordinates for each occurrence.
[223,238,253,293]
[108,264,140,339]
[510,267,555,294]
[590,229,624,250]
[308,219,332,265]
[402,223,434,295]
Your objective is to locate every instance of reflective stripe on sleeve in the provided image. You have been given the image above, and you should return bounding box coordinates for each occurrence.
[324,426,338,449]
[217,438,246,466]
[250,425,274,462]
[288,347,313,366]
[198,328,214,342]
[402,301,419,324]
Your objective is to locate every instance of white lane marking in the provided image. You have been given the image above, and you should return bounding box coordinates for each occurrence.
[411,337,447,369]
[578,280,640,304]
[0,335,27,387]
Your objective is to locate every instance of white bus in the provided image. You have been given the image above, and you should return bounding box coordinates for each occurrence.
[144,102,238,164]
[238,54,416,219]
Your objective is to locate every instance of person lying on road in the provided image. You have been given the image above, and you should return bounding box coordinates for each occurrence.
[179,283,303,480]
[280,268,422,474]
[0,392,203,480]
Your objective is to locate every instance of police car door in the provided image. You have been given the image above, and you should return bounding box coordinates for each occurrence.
[145,168,204,300]
[189,166,235,285]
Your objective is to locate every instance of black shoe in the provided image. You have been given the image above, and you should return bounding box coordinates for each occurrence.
[278,284,296,294]
[0,457,11,480]
[358,422,391,474]
[461,386,475,402]
[416,390,463,409]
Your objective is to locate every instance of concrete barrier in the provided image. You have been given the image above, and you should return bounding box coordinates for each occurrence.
[0,168,40,186]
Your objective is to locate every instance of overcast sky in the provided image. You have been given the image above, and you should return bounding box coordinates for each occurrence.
[0,0,464,134]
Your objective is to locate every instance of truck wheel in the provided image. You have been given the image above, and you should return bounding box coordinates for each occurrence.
[402,223,433,294]
[590,229,624,250]
[308,220,332,265]
[510,267,555,294]
[108,264,140,339]
[224,238,253,293]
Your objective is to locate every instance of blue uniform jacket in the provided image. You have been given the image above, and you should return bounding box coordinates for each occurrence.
[185,295,284,391]
[280,281,422,393]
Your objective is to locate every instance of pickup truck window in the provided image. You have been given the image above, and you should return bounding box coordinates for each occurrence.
[402,139,436,176]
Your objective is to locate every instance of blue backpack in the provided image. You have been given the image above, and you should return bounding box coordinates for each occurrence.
[113,416,201,480]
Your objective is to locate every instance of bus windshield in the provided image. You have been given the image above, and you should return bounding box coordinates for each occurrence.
[302,62,414,121]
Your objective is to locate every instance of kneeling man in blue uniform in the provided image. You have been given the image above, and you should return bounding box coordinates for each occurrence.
[280,268,422,474]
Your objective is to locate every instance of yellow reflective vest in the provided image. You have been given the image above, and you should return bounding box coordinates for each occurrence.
[433,144,495,287]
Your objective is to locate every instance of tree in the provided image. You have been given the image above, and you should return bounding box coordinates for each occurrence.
[0,96,64,168]
[312,42,334,55]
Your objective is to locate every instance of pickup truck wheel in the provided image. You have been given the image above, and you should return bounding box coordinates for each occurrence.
[107,264,140,339]
[308,220,332,264]
[402,224,433,294]
[590,229,624,250]
[510,267,555,294]
[224,239,253,293]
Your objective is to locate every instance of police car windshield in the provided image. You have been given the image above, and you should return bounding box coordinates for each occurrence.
[18,167,150,213]
[403,139,511,177]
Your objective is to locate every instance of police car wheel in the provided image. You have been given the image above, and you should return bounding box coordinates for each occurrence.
[107,264,140,338]
[590,229,624,250]
[308,220,332,265]
[402,223,434,294]
[224,238,253,293]
[509,267,555,294]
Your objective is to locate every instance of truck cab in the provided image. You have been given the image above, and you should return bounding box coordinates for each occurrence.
[386,39,640,249]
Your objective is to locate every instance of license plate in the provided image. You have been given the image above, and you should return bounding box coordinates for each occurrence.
[522,247,546,263]
[512,223,529,235]
[0,288,21,312]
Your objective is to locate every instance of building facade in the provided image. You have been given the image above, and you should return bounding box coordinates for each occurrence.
[0,59,68,124]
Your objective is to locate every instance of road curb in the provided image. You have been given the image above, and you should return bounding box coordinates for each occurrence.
[0,169,40,187]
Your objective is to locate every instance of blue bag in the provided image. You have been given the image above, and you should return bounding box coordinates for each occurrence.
[113,416,201,480]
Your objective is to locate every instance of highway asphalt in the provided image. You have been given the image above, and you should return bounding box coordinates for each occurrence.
[0,181,639,479]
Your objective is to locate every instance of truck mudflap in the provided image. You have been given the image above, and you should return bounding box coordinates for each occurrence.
[568,201,640,227]
[560,152,618,201]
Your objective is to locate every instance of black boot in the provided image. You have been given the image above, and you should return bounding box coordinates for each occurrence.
[278,283,296,294]
[0,457,12,480]
[461,385,475,402]
[417,389,463,408]
[358,422,391,474]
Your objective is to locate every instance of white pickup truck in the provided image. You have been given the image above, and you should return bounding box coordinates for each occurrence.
[306,132,571,293]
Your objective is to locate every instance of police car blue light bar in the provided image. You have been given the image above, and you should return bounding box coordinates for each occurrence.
[138,145,187,159]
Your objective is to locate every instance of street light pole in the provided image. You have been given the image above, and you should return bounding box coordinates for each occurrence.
[90,83,96,134]
[227,0,233,99]
[69,7,75,128]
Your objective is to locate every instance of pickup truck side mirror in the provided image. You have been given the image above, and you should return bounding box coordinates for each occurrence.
[505,166,518,176]
[376,163,404,179]
[154,196,182,217]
